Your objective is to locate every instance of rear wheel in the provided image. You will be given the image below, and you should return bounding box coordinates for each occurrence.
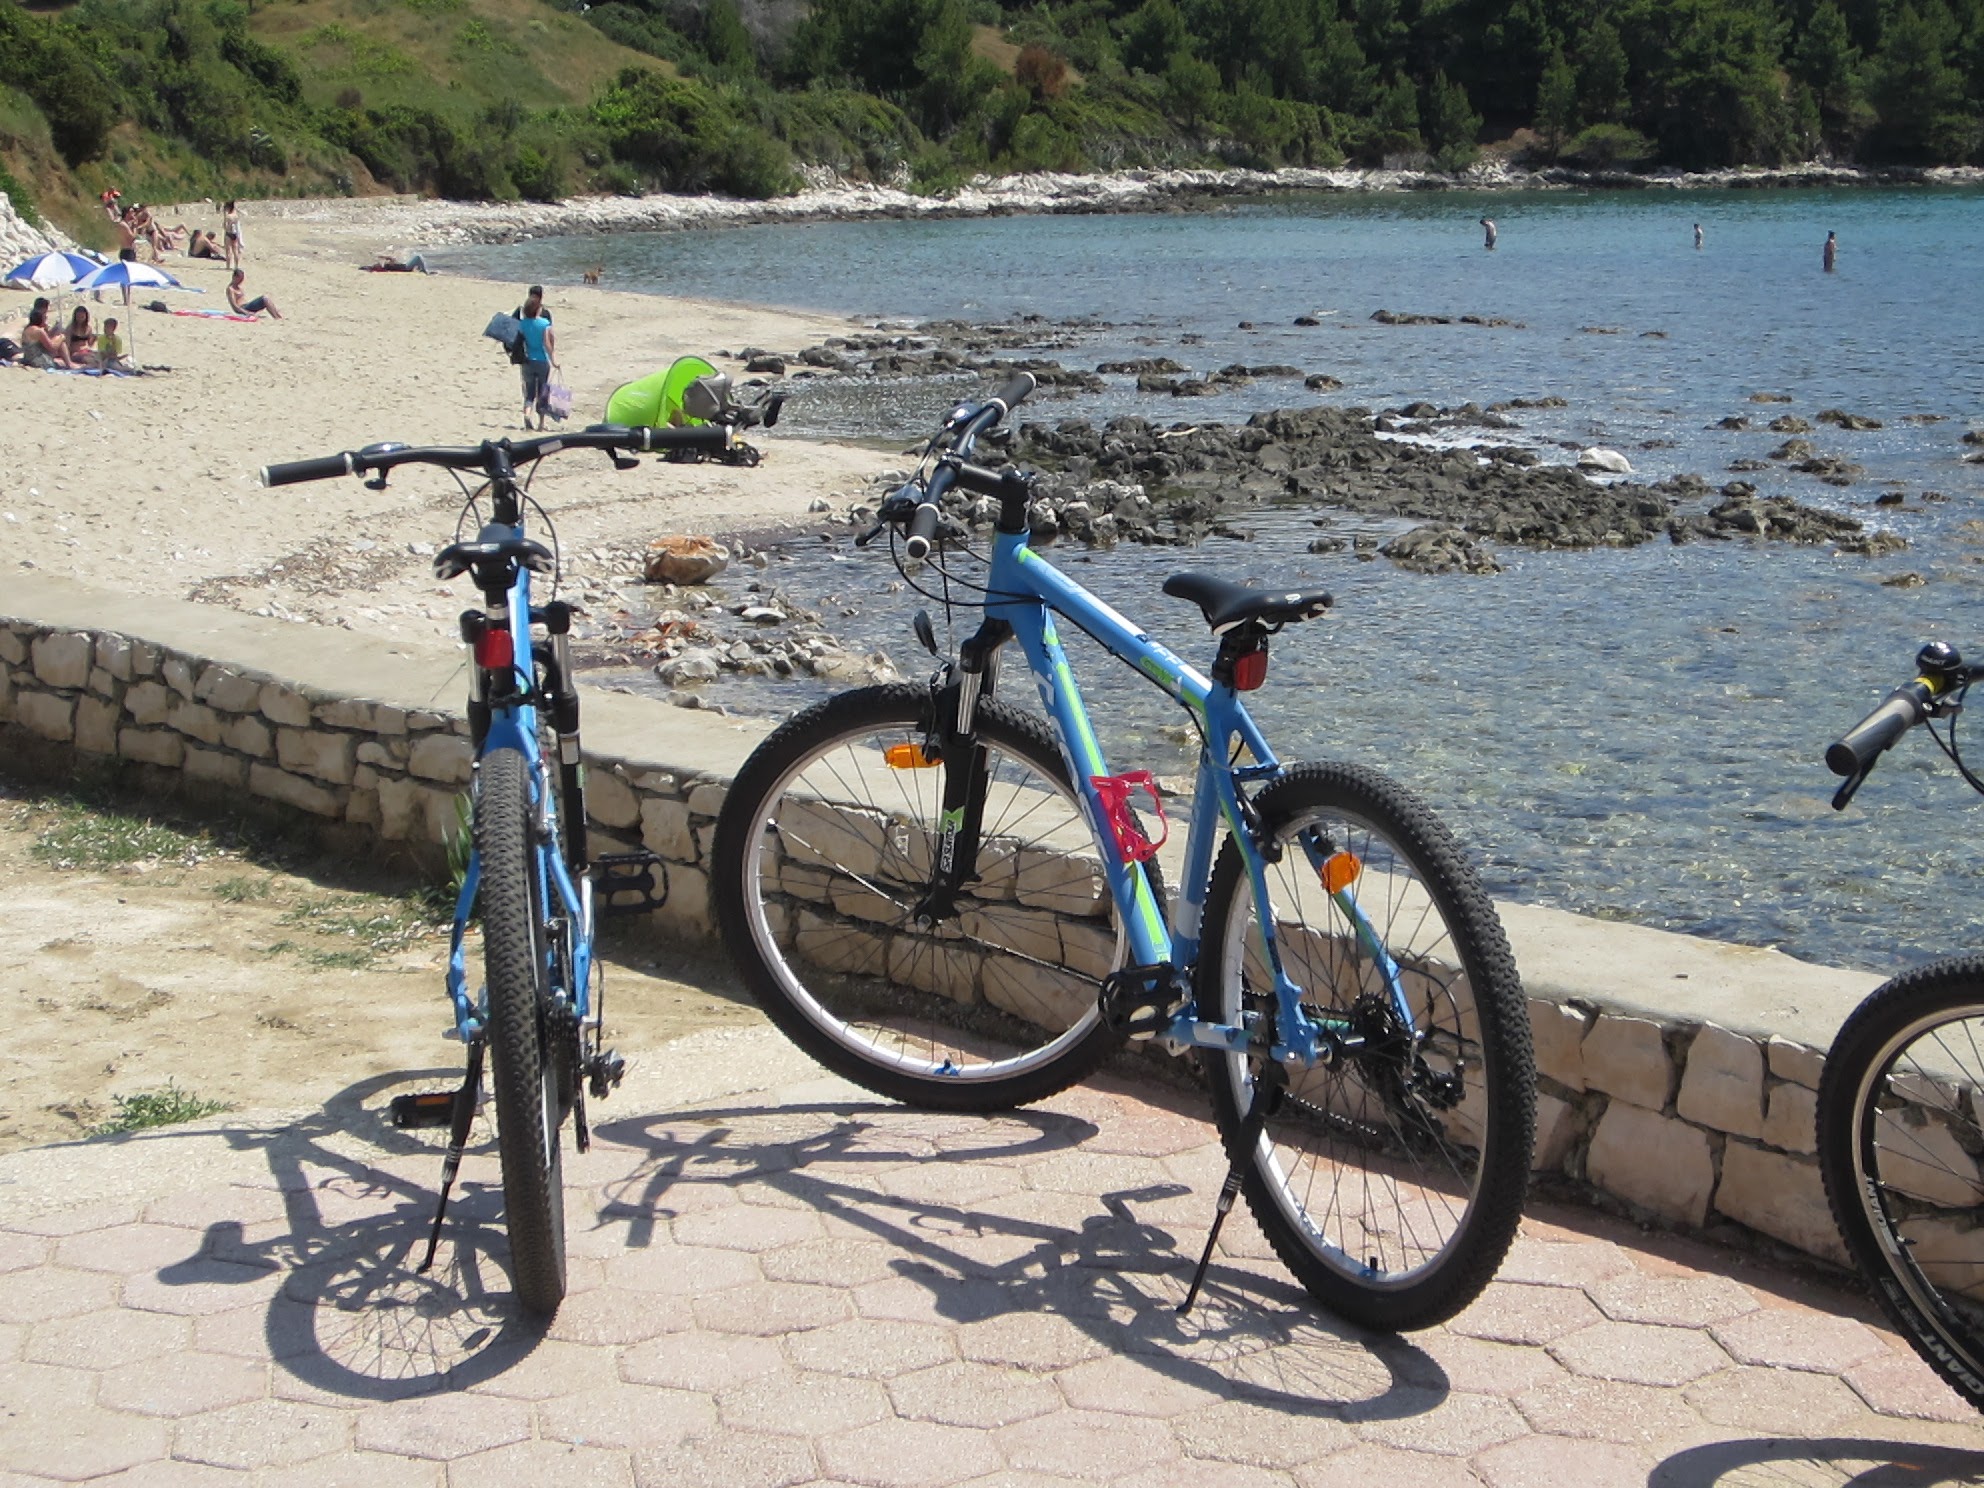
[713,684,1156,1110]
[477,746,567,1315]
[1199,762,1532,1331]
[1818,960,1984,1410]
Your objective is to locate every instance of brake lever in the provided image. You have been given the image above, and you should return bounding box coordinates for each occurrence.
[855,520,887,548]
[1831,761,1873,811]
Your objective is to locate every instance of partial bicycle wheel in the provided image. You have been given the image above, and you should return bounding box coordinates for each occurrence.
[1198,761,1533,1331]
[476,746,568,1315]
[713,683,1155,1110]
[1818,959,1984,1411]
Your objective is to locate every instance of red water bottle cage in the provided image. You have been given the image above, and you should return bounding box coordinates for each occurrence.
[1091,771,1169,864]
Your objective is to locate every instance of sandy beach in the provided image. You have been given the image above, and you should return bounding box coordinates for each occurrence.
[0,198,895,647]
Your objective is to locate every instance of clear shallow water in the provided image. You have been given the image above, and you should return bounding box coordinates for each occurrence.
[441,189,1984,972]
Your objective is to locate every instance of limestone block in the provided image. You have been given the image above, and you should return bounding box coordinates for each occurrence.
[407,710,451,732]
[0,628,24,665]
[15,690,74,741]
[277,729,355,785]
[95,634,133,681]
[1581,1015,1674,1110]
[249,763,342,817]
[630,769,682,794]
[166,700,225,747]
[1715,1143,1846,1266]
[640,798,694,861]
[315,698,377,730]
[347,786,381,829]
[420,788,463,847]
[1762,1082,1818,1155]
[31,631,91,689]
[1586,1101,1715,1226]
[0,667,11,721]
[124,680,172,727]
[355,740,394,767]
[119,728,183,768]
[654,861,711,939]
[1766,1037,1826,1091]
[74,696,118,755]
[196,666,263,714]
[1676,1024,1765,1139]
[259,683,312,727]
[1534,1093,1579,1173]
[223,715,273,759]
[87,667,116,698]
[373,705,408,736]
[587,769,640,830]
[376,775,424,840]
[407,733,472,784]
[184,746,248,790]
[161,656,196,699]
[1529,998,1588,1092]
[129,642,160,676]
[685,780,728,817]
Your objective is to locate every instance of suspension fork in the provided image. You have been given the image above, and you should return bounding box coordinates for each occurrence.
[912,619,1010,926]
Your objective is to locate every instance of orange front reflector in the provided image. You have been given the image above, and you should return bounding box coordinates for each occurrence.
[885,743,936,769]
[1321,851,1361,893]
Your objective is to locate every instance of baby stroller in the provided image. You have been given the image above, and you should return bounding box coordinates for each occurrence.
[602,356,783,466]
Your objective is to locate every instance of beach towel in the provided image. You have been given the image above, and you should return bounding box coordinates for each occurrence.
[169,309,259,323]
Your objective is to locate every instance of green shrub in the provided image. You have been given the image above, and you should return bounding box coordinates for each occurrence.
[1562,122,1654,169]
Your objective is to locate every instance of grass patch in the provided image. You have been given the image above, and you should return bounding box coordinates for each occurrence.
[275,892,445,969]
[88,1083,232,1137]
[28,800,215,872]
[215,876,273,903]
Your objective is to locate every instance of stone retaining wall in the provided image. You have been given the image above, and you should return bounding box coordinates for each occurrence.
[0,573,1886,1272]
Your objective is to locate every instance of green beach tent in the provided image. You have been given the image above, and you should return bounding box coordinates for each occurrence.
[605,355,722,427]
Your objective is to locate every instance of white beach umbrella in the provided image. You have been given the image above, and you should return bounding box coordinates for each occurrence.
[4,250,103,288]
[73,259,189,295]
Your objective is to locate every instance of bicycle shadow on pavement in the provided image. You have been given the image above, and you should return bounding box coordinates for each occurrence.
[1651,1435,1984,1485]
[165,1069,551,1403]
[591,1094,1448,1423]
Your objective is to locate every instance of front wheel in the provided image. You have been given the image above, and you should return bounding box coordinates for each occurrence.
[1198,761,1533,1331]
[477,746,568,1315]
[1818,960,1984,1410]
[712,684,1156,1110]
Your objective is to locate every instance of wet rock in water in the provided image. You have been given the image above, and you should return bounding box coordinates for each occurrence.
[1489,396,1567,411]
[1243,364,1305,378]
[1716,416,1751,430]
[1900,413,1946,424]
[1700,491,1898,550]
[1748,391,1795,404]
[1640,330,1669,338]
[1961,430,1984,445]
[645,536,730,585]
[1883,571,1927,588]
[1307,535,1346,552]
[1767,415,1812,433]
[1793,454,1864,484]
[745,354,786,374]
[1578,447,1633,474]
[1579,326,1624,335]
[1136,374,1181,393]
[1769,439,1814,461]
[1728,458,1771,472]
[1817,409,1884,430]
[1304,373,1344,391]
[1293,315,1322,326]
[1381,526,1503,574]
[1458,314,1524,328]
[1875,491,1907,507]
[656,649,722,686]
[1098,357,1187,375]
[1371,309,1453,326]
[1237,321,1254,330]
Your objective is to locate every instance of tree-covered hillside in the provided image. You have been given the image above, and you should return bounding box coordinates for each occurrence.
[2,0,1980,241]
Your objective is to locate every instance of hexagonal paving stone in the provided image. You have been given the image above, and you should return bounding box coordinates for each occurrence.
[1493,1236,1636,1291]
[1172,1398,1357,1468]
[816,1416,1004,1488]
[718,1370,891,1437]
[0,1400,170,1482]
[98,1350,267,1417]
[0,1231,50,1275]
[1585,1272,1758,1328]
[1115,1463,1294,1488]
[620,1332,785,1393]
[1291,1440,1488,1487]
[1445,1283,1604,1347]
[1353,1392,1527,1458]
[172,1399,352,1470]
[872,1163,1027,1211]
[352,1393,532,1461]
[605,1242,761,1297]
[1472,1434,1651,1487]
[0,1265,116,1323]
[995,1408,1180,1479]
[632,1430,818,1488]
[250,1450,445,1486]
[1844,1345,1983,1423]
[81,1460,257,1486]
[1054,1354,1225,1418]
[26,1306,189,1370]
[784,1318,957,1380]
[956,1314,1111,1372]
[538,1382,718,1450]
[1547,1320,1733,1387]
[545,1286,695,1347]
[760,1238,904,1290]
[849,1273,1011,1328]
[445,1438,634,1487]
[1513,1375,1717,1448]
[1407,1335,1570,1400]
[1683,1364,1875,1436]
[888,1361,1062,1430]
[463,1339,623,1402]
[0,1202,141,1238]
[55,1223,207,1276]
[1708,1306,1885,1373]
[121,1257,283,1317]
[673,1205,825,1254]
[695,1281,852,1337]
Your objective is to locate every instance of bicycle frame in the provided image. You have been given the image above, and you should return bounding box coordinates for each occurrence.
[970,525,1408,1069]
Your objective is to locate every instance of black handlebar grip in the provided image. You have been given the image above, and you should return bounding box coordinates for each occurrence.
[1826,681,1933,776]
[991,372,1035,415]
[903,501,943,560]
[953,462,1029,499]
[259,452,355,488]
[639,424,731,454]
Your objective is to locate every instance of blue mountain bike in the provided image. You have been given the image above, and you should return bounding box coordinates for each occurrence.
[261,423,729,1314]
[712,375,1535,1329]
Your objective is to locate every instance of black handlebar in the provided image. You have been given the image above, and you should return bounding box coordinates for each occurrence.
[874,373,1039,557]
[1826,682,1935,778]
[258,424,731,489]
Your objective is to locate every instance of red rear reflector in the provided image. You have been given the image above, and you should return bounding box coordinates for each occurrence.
[474,628,514,669]
[1233,650,1268,691]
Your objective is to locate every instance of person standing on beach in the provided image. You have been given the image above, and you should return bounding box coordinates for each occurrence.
[112,209,139,305]
[516,285,557,431]
[223,201,244,271]
[1823,230,1837,272]
[1480,217,1497,250]
[1694,222,1704,250]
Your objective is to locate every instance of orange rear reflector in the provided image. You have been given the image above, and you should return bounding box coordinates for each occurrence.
[885,743,936,769]
[1321,851,1362,893]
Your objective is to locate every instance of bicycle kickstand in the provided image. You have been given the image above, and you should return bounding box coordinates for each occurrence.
[417,1037,486,1274]
[1179,1058,1289,1315]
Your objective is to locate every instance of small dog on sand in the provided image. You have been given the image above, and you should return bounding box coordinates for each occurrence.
[582,264,603,286]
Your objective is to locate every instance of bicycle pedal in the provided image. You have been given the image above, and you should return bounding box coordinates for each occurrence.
[390,1092,457,1130]
[593,852,670,918]
[586,1050,627,1100]
[1100,964,1189,1040]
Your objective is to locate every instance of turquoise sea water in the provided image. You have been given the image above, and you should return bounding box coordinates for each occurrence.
[438,188,1984,972]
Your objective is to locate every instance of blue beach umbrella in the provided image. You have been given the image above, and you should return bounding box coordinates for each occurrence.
[73,259,188,295]
[3,250,102,288]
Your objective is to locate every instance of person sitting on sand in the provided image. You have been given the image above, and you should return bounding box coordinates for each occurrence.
[20,304,73,369]
[227,268,282,320]
[186,228,224,262]
[95,316,131,372]
[365,252,430,274]
[63,306,96,364]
